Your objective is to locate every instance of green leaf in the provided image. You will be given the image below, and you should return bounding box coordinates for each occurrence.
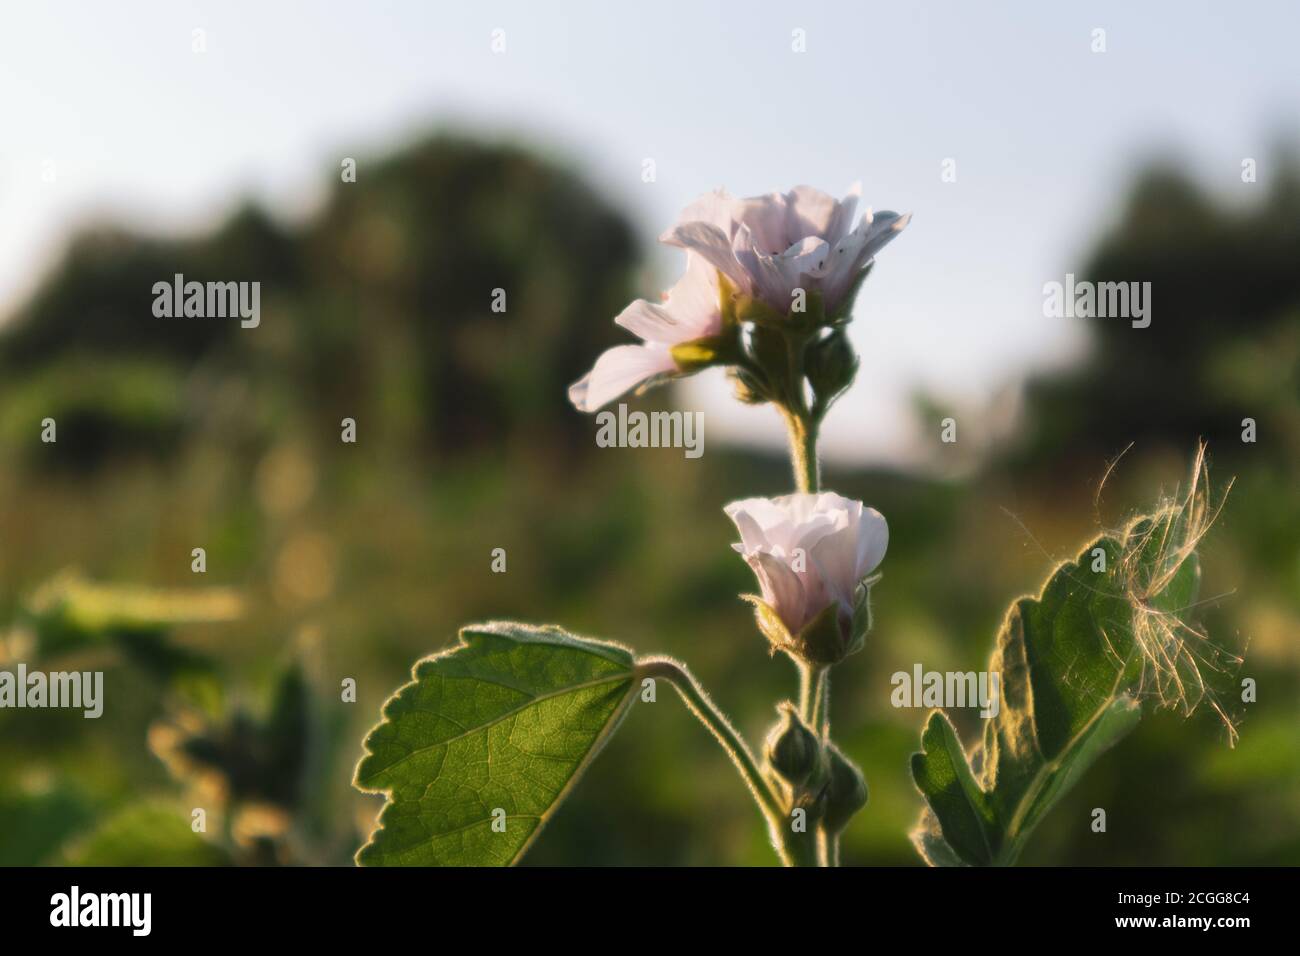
[910,712,996,865]
[354,622,638,866]
[62,800,233,866]
[912,509,1206,866]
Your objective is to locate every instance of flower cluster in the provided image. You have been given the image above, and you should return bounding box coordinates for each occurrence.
[569,184,909,413]
[570,182,906,672]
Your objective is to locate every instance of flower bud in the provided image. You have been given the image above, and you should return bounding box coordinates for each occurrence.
[764,703,820,788]
[821,742,868,835]
[805,328,859,408]
[726,493,889,668]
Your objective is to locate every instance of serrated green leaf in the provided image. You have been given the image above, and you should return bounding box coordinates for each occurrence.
[354,621,637,866]
[912,509,1206,866]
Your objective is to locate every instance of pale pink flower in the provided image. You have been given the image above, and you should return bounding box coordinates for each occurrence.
[568,184,909,413]
[725,492,888,639]
[662,184,910,318]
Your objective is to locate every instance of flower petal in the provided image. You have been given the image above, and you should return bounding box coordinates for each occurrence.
[854,507,889,579]
[810,522,860,611]
[822,209,911,311]
[661,189,736,238]
[567,344,677,412]
[749,550,807,635]
[662,221,751,293]
[784,185,841,245]
[860,210,911,263]
[731,191,791,255]
[614,299,682,344]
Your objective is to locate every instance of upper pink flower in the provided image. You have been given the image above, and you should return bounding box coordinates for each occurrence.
[662,184,910,319]
[568,184,909,413]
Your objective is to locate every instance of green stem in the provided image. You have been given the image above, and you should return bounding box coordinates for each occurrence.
[810,667,830,739]
[783,410,820,494]
[812,667,838,865]
[635,657,794,855]
[796,661,829,736]
[796,662,833,868]
[797,660,813,718]
[779,328,820,494]
[785,826,822,867]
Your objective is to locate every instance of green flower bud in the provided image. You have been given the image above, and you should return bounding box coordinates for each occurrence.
[822,742,868,835]
[805,328,859,409]
[764,703,820,788]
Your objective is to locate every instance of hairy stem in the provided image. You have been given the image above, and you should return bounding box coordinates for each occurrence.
[637,658,785,842]
[782,411,820,494]
[810,667,830,738]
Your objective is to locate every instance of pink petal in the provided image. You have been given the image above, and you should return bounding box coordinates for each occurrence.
[662,221,751,293]
[749,551,807,634]
[854,507,889,579]
[567,344,677,412]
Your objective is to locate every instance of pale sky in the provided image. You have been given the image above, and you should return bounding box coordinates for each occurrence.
[2,0,1297,464]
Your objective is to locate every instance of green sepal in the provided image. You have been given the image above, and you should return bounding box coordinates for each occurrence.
[822,742,868,835]
[797,600,849,666]
[846,576,877,657]
[741,594,857,667]
[734,293,788,328]
[788,288,827,334]
[739,594,796,654]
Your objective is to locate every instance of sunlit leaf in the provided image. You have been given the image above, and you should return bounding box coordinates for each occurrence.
[911,506,1208,865]
[354,621,637,866]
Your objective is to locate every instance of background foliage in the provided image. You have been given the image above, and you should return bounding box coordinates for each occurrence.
[1,133,1296,866]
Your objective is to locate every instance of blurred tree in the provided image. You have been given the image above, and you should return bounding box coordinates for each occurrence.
[0,133,641,467]
[306,134,641,455]
[1009,157,1300,471]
